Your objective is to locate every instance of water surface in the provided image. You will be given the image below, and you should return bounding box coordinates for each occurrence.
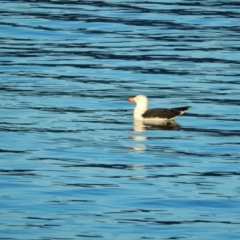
[1,1,240,240]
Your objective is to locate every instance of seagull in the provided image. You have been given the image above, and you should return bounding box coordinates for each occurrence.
[128,95,189,122]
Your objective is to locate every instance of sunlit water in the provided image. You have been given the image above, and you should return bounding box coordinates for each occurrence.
[1,1,240,239]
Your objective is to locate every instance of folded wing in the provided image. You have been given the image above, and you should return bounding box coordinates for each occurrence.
[142,106,190,119]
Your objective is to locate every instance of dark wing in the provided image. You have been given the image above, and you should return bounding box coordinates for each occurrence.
[142,106,190,119]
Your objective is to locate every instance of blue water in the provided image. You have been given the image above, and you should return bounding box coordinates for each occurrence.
[1,1,240,239]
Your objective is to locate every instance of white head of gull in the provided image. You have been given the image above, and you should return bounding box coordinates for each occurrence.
[128,95,189,122]
[128,95,148,120]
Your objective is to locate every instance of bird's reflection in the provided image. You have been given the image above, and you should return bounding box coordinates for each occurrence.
[133,120,147,132]
[129,120,181,152]
[133,119,181,132]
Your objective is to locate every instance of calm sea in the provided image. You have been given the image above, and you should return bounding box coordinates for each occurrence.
[1,1,240,239]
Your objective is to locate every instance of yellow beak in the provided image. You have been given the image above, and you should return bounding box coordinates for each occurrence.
[128,97,135,102]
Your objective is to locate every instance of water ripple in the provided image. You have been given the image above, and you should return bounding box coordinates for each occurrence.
[1,1,240,240]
